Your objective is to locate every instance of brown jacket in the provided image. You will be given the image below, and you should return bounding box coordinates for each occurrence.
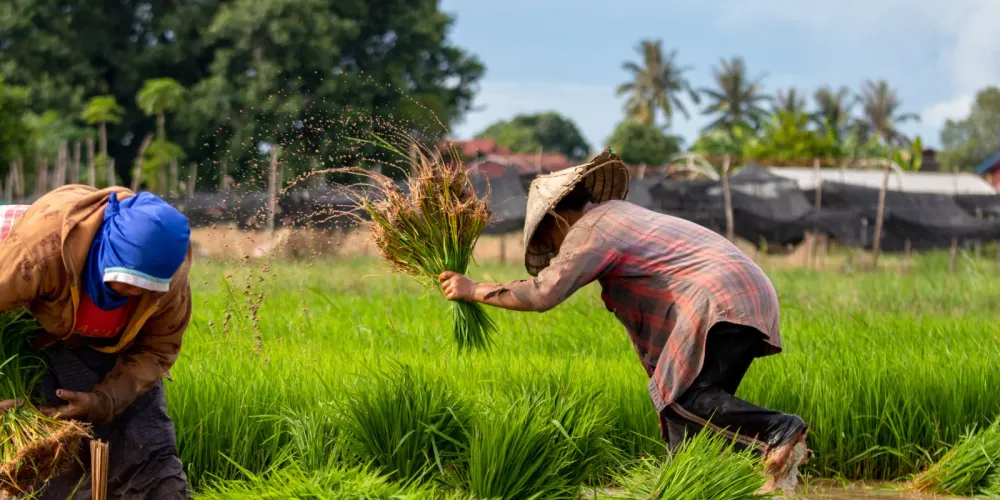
[0,185,193,423]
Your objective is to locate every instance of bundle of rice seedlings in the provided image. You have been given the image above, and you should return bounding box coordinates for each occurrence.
[459,393,584,500]
[615,431,772,499]
[909,419,1000,496]
[0,311,90,497]
[355,136,496,351]
[337,364,472,483]
[196,460,466,500]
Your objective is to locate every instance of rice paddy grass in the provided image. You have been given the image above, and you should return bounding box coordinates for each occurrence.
[169,252,1000,497]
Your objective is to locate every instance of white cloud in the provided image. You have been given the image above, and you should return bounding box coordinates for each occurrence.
[922,95,973,129]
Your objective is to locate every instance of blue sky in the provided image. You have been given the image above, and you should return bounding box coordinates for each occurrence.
[439,0,1000,151]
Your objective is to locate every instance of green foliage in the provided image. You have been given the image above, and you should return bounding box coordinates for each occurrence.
[80,95,124,126]
[616,431,770,499]
[477,112,590,161]
[690,125,754,157]
[196,461,458,499]
[606,121,682,165]
[0,79,33,168]
[939,86,1000,171]
[22,110,94,156]
[616,40,699,127]
[0,0,483,186]
[141,138,185,190]
[700,57,772,132]
[857,79,919,146]
[742,110,839,161]
[910,419,1000,496]
[336,365,472,482]
[136,78,186,118]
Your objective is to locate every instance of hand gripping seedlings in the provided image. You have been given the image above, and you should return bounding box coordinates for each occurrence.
[0,311,91,497]
[355,136,497,351]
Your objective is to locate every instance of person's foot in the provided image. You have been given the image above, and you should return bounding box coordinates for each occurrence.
[757,428,809,497]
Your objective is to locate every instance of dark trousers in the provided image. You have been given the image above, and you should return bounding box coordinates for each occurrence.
[26,346,190,500]
[659,322,807,455]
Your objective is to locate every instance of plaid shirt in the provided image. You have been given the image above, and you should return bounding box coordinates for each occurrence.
[504,200,781,410]
[0,204,29,243]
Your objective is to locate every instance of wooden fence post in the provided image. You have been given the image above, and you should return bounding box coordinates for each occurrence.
[811,157,822,269]
[71,141,81,184]
[108,159,115,187]
[903,239,912,273]
[187,162,197,202]
[130,134,154,191]
[949,238,959,275]
[721,154,734,242]
[86,138,96,187]
[268,147,278,236]
[870,154,891,269]
[56,140,69,188]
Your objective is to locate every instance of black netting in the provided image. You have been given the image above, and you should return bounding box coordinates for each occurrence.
[472,166,528,234]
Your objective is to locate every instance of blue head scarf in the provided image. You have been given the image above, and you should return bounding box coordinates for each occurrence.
[83,192,191,311]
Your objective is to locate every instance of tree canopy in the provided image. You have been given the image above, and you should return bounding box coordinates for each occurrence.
[0,0,484,188]
[939,87,1000,172]
[605,121,682,166]
[477,112,590,161]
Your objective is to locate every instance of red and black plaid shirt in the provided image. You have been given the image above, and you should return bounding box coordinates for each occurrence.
[504,200,781,410]
[0,205,29,243]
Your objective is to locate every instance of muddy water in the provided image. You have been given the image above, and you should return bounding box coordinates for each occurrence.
[591,481,966,499]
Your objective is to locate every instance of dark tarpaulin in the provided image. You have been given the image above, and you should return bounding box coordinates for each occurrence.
[626,177,658,210]
[953,193,1000,219]
[471,166,529,234]
[809,181,1000,251]
[644,164,822,246]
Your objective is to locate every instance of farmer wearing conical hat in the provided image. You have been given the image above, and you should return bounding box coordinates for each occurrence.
[0,186,192,499]
[439,149,809,495]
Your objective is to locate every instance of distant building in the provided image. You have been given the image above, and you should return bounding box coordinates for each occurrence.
[974,151,1000,191]
[442,138,573,175]
[921,148,940,172]
[770,166,996,195]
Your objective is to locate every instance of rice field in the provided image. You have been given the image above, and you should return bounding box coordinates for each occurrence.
[166,251,1000,498]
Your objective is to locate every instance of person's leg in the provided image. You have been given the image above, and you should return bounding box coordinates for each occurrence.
[35,346,190,500]
[658,322,809,495]
[662,322,807,453]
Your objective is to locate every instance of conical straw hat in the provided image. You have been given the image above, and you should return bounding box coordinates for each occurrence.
[523,148,629,276]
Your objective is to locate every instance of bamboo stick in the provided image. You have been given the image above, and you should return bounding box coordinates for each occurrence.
[870,152,892,269]
[72,141,81,184]
[90,439,109,500]
[86,138,96,187]
[721,155,735,242]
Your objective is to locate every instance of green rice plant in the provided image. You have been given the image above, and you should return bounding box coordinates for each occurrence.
[459,392,594,500]
[356,136,496,352]
[615,430,772,499]
[0,311,90,497]
[195,460,467,499]
[164,256,1000,493]
[981,467,1000,497]
[909,419,1000,496]
[337,364,472,483]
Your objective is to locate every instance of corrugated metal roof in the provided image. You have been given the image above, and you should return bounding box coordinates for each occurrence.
[975,151,1000,175]
[768,167,996,195]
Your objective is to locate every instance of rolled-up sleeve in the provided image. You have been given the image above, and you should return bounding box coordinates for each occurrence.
[503,221,618,312]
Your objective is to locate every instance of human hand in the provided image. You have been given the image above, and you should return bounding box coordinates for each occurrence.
[39,390,106,422]
[438,271,478,302]
[0,399,22,416]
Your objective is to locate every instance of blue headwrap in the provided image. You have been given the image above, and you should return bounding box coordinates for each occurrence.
[83,192,191,311]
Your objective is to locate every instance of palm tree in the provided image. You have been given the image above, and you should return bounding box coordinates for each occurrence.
[700,57,772,132]
[137,78,187,139]
[812,86,857,138]
[773,88,807,115]
[616,39,699,128]
[81,95,124,158]
[857,79,919,146]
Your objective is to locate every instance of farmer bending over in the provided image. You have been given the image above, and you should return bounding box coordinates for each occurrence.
[439,150,809,495]
[0,186,192,499]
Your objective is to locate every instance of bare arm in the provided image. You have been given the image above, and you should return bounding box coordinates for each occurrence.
[439,220,617,313]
